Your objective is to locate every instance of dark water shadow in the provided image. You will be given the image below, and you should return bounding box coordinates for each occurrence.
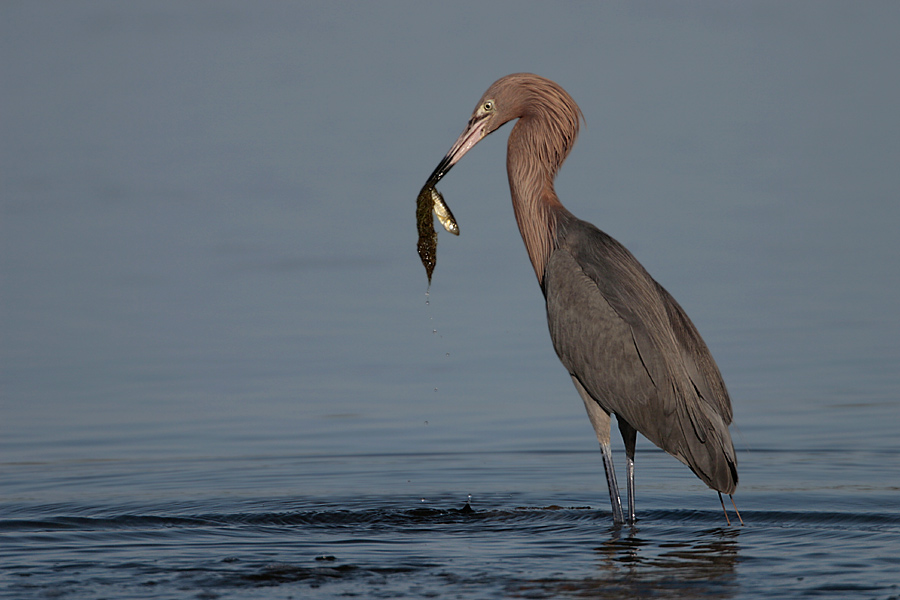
[197,504,743,599]
[11,502,899,599]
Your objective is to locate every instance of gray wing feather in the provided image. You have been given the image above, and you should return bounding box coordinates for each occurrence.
[544,217,737,493]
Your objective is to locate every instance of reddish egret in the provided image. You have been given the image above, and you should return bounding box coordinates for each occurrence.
[424,73,739,524]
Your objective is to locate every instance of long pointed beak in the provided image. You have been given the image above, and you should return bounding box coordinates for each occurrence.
[426,115,490,187]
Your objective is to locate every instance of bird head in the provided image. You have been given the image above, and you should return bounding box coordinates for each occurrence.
[426,73,580,186]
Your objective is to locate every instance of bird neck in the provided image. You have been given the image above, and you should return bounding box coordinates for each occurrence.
[506,118,569,284]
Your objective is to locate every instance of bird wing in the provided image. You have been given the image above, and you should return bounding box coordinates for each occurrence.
[655,282,732,423]
[543,237,676,441]
[544,217,737,492]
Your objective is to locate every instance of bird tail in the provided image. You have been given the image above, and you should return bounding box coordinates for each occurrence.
[675,396,738,495]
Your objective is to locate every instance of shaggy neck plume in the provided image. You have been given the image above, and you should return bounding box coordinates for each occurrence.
[504,84,581,283]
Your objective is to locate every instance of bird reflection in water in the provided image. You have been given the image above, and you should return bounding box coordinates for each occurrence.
[518,525,740,598]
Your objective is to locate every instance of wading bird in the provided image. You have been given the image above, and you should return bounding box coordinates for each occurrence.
[424,73,739,525]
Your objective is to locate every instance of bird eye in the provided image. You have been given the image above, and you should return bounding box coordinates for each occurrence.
[483,100,494,112]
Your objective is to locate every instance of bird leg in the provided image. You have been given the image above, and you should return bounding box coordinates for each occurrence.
[730,494,744,526]
[719,494,744,527]
[617,418,637,524]
[599,441,625,524]
[717,492,745,526]
[718,492,732,526]
[573,377,625,524]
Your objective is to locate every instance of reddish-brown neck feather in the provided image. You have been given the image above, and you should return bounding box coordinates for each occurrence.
[501,77,582,283]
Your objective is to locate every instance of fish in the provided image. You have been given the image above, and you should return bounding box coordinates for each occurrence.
[416,182,459,284]
[430,186,459,235]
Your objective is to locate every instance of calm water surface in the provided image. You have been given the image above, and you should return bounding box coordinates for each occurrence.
[3,3,900,599]
[3,444,899,599]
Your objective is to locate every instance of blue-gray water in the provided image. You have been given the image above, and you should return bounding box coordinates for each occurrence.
[2,2,899,599]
